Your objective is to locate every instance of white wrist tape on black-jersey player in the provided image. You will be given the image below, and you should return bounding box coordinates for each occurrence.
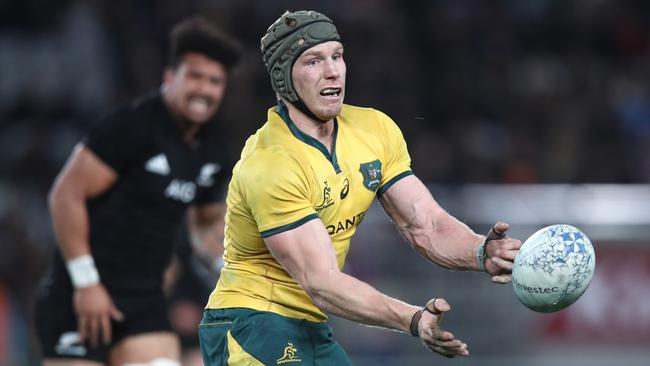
[66,255,100,288]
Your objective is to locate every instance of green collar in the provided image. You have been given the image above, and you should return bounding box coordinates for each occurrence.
[276,101,341,173]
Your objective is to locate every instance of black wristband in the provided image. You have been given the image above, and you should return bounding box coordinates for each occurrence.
[480,225,507,270]
[409,299,441,337]
[409,309,423,337]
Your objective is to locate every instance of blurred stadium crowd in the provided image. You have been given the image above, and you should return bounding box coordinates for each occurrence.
[1,0,650,365]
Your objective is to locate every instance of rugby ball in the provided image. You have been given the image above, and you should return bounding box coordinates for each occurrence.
[512,224,595,312]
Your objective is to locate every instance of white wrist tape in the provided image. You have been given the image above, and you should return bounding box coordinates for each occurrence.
[66,255,100,288]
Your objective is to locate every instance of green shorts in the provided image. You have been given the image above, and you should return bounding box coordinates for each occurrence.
[199,308,353,366]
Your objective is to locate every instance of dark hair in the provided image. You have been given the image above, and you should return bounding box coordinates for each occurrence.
[168,16,242,69]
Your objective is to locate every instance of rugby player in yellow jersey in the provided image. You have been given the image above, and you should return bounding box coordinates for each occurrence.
[200,10,522,365]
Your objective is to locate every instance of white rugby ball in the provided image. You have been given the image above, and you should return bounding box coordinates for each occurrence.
[512,224,595,313]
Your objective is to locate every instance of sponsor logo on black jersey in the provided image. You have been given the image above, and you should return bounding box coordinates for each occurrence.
[315,180,334,211]
[165,179,196,203]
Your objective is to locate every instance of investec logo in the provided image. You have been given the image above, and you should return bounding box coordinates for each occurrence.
[513,278,559,294]
[326,211,366,235]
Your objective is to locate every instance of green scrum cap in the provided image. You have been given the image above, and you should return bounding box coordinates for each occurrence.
[261,10,340,102]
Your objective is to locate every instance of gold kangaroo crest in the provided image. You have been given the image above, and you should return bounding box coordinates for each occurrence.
[276,342,302,364]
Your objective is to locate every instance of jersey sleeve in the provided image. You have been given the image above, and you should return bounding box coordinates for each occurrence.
[375,110,413,196]
[239,149,318,238]
[193,161,231,204]
[83,106,146,173]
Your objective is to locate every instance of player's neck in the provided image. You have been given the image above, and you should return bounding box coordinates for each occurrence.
[166,112,201,144]
[161,102,202,145]
[181,124,201,144]
[161,89,208,145]
[285,102,335,152]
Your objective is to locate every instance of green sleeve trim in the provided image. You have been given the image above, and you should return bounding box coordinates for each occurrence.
[260,213,320,238]
[377,170,413,197]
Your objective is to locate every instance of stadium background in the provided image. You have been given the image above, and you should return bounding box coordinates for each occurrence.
[1,0,649,365]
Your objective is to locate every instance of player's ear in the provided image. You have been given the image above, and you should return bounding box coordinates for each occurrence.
[162,67,176,86]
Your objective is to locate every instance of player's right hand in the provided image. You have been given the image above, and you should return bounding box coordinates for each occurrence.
[484,221,522,284]
[417,298,469,358]
[73,284,124,347]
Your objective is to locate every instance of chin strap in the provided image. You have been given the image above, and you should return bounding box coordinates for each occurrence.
[283,98,330,123]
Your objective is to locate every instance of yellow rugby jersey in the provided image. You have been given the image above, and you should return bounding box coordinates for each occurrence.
[206,101,412,322]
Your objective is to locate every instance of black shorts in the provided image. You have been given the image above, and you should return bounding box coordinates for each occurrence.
[35,275,173,363]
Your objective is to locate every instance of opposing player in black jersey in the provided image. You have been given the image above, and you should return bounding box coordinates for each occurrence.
[35,16,241,366]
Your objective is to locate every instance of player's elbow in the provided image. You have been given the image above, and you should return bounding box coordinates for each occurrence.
[310,292,331,312]
[302,268,337,309]
[306,286,332,312]
[47,177,81,213]
[47,180,64,212]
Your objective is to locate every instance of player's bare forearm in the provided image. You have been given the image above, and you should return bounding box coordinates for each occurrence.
[265,219,419,334]
[307,268,418,333]
[379,175,484,271]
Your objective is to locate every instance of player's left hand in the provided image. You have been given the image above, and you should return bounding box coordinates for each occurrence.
[417,298,469,358]
[483,221,521,284]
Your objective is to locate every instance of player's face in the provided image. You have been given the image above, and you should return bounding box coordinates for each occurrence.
[163,52,227,125]
[292,41,346,122]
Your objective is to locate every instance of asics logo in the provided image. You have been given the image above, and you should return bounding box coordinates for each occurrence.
[340,178,349,200]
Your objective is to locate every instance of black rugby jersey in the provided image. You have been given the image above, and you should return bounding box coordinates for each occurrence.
[54,92,230,291]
